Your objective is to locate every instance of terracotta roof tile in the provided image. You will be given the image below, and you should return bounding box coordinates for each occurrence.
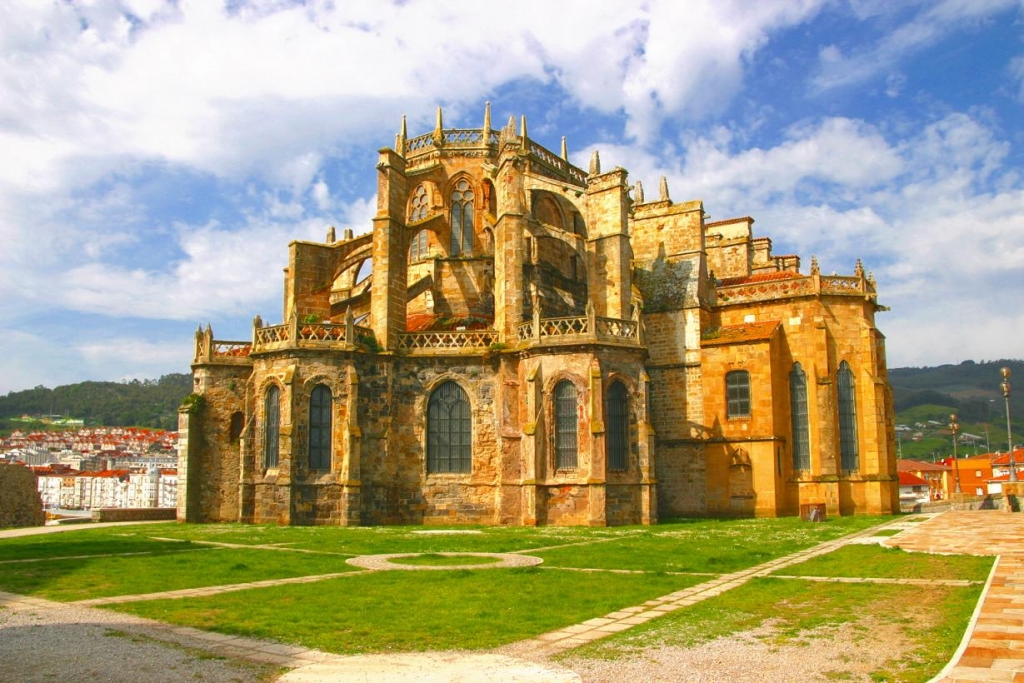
[701,321,780,346]
[719,270,800,286]
[898,459,950,472]
[898,471,929,486]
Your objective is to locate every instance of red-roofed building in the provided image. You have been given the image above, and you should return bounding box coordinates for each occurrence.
[898,471,931,506]
[898,459,949,501]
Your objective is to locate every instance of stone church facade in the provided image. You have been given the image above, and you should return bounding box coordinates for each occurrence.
[178,105,899,527]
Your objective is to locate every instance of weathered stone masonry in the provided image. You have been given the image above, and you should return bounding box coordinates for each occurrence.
[179,104,898,526]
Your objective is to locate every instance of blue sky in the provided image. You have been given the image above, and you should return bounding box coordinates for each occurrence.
[2,0,1023,394]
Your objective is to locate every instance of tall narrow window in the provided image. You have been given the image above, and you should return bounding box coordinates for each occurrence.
[838,361,859,470]
[726,370,751,418]
[789,363,810,471]
[605,381,629,471]
[409,230,428,262]
[554,380,579,470]
[427,381,471,473]
[263,385,281,469]
[450,179,474,256]
[309,384,332,470]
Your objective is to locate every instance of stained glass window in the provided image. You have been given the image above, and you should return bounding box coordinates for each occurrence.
[838,361,859,471]
[726,370,751,418]
[789,363,810,470]
[450,179,474,255]
[309,384,332,470]
[554,380,579,470]
[605,381,629,470]
[263,385,280,468]
[427,381,471,473]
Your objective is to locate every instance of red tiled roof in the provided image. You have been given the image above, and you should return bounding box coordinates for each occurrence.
[898,459,949,472]
[719,270,801,287]
[991,449,1024,465]
[705,216,754,228]
[406,313,439,332]
[899,471,929,486]
[701,321,780,346]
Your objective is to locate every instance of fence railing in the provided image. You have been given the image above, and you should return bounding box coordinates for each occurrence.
[397,329,498,352]
[517,313,641,345]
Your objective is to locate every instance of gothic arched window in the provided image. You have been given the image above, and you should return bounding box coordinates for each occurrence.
[726,370,751,418]
[450,179,474,256]
[838,361,859,471]
[409,230,428,262]
[263,385,281,469]
[409,184,428,222]
[427,381,471,474]
[309,384,332,470]
[605,380,629,471]
[789,363,810,471]
[554,380,579,470]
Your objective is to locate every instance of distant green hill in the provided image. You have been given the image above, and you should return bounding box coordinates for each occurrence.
[0,374,192,431]
[889,360,1023,460]
[890,359,1023,422]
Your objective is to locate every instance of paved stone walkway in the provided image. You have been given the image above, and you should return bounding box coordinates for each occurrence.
[2,512,1022,681]
[884,511,1024,683]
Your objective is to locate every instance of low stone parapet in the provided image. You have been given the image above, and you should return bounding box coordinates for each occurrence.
[91,508,178,522]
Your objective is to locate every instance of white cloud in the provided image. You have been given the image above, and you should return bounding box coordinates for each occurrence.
[595,110,1024,367]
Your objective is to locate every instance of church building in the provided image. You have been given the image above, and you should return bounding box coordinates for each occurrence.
[179,104,899,526]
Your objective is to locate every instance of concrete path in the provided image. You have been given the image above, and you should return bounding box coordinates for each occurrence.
[1,512,1021,681]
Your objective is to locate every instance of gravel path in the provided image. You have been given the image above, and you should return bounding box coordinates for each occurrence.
[554,621,908,683]
[0,599,277,683]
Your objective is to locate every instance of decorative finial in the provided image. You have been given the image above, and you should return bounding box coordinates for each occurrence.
[483,101,491,136]
[432,107,444,146]
[810,255,820,276]
[561,136,568,160]
[659,176,670,202]
[589,150,601,176]
[326,226,336,243]
[396,115,407,156]
[854,258,864,278]
[634,180,644,204]
[520,114,528,139]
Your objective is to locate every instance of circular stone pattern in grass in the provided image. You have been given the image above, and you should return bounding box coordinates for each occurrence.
[390,553,501,567]
[346,552,542,571]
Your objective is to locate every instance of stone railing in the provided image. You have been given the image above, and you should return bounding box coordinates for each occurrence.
[406,129,501,155]
[716,272,875,306]
[397,329,498,353]
[252,319,375,353]
[820,275,864,294]
[193,326,252,364]
[517,310,642,346]
[527,141,586,186]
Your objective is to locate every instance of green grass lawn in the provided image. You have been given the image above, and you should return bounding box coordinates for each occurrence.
[0,546,360,601]
[772,543,993,581]
[0,513,983,675]
[109,567,704,654]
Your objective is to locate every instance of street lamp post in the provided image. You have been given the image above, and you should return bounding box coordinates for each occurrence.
[950,413,962,494]
[1002,367,1017,482]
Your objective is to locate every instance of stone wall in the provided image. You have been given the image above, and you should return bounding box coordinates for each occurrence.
[0,462,44,527]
